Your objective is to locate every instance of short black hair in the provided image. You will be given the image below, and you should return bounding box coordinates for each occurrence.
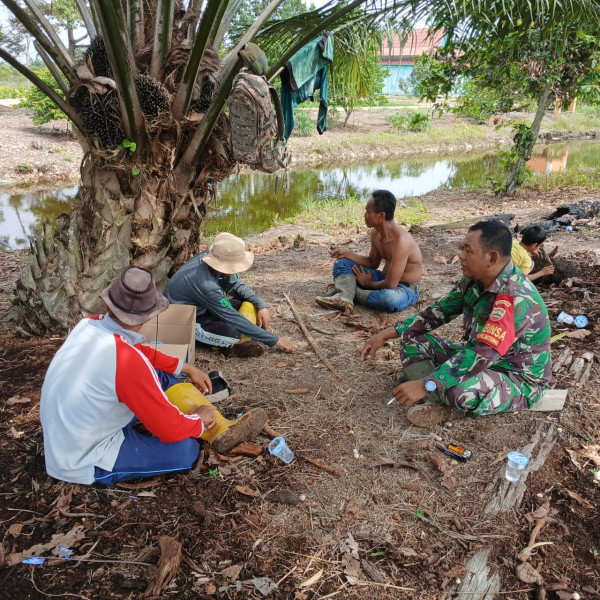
[520,225,547,246]
[371,190,396,221]
[468,220,512,258]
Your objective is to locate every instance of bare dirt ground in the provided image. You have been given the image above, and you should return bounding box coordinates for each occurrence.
[1,187,600,599]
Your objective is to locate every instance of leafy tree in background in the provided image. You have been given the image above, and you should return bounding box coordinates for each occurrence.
[329,20,386,125]
[21,66,68,125]
[410,1,600,193]
[0,0,408,333]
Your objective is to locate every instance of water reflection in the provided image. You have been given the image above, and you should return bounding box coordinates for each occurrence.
[1,140,598,249]
[0,187,77,250]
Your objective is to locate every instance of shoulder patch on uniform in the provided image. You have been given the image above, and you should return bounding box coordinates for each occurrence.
[476,293,515,355]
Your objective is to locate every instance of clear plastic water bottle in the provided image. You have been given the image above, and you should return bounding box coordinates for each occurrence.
[505,451,529,483]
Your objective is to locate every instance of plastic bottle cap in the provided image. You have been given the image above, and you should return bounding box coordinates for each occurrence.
[507,451,529,466]
[574,315,588,328]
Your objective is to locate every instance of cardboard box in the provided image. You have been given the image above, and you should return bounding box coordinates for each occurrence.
[139,304,196,363]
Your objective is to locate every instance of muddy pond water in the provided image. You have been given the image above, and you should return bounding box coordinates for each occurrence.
[1,141,598,250]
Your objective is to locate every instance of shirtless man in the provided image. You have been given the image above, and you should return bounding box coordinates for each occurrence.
[315,190,422,313]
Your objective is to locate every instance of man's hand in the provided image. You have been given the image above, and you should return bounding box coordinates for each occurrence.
[181,364,212,395]
[540,264,555,277]
[275,336,294,353]
[361,332,386,361]
[330,246,350,259]
[352,265,373,288]
[195,405,217,429]
[391,379,426,407]
[257,308,271,331]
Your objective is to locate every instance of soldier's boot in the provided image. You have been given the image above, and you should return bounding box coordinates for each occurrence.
[315,275,356,314]
[165,383,267,453]
[400,359,455,427]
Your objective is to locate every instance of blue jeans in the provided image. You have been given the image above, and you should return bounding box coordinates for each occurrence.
[333,258,419,312]
[94,371,200,487]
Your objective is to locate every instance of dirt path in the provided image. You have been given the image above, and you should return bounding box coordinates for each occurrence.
[1,189,599,598]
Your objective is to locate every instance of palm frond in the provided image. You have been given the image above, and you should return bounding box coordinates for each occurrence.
[89,0,145,147]
[2,0,76,82]
[150,0,174,78]
[34,41,70,96]
[74,0,97,38]
[172,0,229,120]
[22,0,75,74]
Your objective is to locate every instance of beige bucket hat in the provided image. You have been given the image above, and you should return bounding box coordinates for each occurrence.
[100,265,168,326]
[202,232,254,274]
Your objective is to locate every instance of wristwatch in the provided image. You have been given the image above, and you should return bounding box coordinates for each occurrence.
[424,376,437,392]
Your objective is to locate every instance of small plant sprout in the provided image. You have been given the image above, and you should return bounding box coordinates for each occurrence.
[414,508,425,520]
[118,139,137,155]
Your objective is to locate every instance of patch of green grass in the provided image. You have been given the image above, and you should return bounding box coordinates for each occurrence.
[62,156,72,162]
[525,166,600,191]
[347,122,488,149]
[546,113,600,131]
[53,147,67,153]
[575,104,600,116]
[284,194,429,232]
[294,109,313,137]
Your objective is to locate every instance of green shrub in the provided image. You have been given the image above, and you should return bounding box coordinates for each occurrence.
[388,112,410,132]
[407,111,430,131]
[20,67,68,125]
[294,109,313,137]
[0,86,25,99]
[387,110,431,132]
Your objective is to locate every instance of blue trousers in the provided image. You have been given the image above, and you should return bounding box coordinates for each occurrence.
[94,371,200,486]
[333,258,419,312]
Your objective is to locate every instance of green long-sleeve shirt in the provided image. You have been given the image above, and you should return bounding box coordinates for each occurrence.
[395,262,552,391]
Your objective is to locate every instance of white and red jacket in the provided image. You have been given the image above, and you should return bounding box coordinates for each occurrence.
[40,315,205,484]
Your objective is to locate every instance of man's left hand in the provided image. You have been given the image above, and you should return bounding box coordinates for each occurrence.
[182,364,212,395]
[391,379,427,407]
[257,308,271,330]
[352,265,373,288]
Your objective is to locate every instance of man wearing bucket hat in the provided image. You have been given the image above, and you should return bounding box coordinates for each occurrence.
[165,232,294,354]
[40,265,267,486]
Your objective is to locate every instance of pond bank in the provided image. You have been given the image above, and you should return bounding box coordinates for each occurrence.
[2,106,600,188]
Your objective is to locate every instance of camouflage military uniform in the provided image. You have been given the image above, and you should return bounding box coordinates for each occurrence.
[395,262,552,415]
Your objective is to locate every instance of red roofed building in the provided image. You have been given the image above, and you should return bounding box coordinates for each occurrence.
[379,28,446,95]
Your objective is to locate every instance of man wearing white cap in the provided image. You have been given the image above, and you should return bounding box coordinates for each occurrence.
[166,232,294,354]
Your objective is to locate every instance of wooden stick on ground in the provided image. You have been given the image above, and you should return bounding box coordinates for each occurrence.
[283,291,343,381]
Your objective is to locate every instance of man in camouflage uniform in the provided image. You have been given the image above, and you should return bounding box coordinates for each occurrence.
[361,220,552,427]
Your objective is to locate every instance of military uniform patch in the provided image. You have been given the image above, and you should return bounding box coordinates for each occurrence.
[476,293,515,355]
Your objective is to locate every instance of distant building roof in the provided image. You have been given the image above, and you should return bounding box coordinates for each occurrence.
[379,28,446,58]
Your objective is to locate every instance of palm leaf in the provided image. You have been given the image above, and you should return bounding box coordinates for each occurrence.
[150,0,174,78]
[2,0,76,82]
[74,0,97,38]
[172,0,230,120]
[89,0,146,147]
